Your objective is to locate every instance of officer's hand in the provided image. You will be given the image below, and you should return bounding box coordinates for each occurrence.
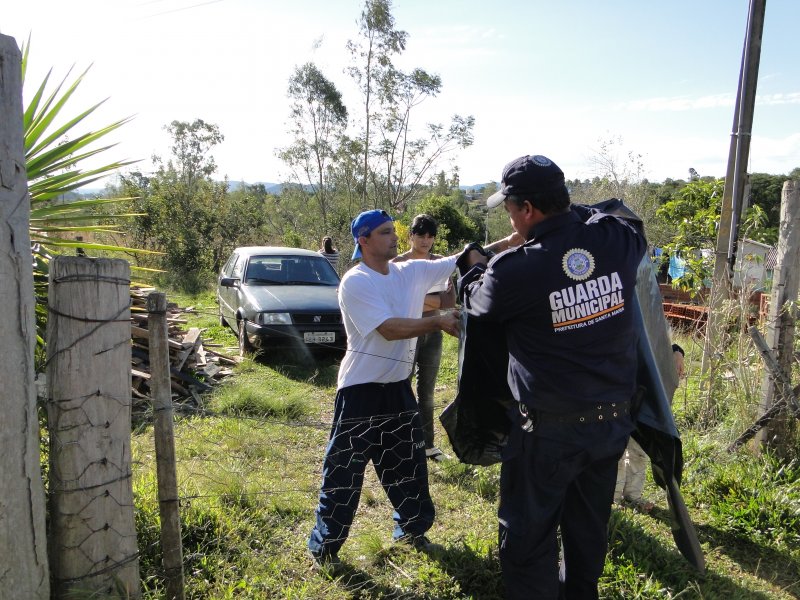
[438,309,461,338]
[507,231,525,247]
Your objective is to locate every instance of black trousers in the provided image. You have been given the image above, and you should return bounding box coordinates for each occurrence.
[308,379,434,557]
[498,421,629,600]
[411,330,443,449]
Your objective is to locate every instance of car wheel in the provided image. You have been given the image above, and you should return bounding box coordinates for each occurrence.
[238,319,253,356]
[219,306,228,328]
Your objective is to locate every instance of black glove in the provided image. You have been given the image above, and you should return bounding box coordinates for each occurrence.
[456,242,493,276]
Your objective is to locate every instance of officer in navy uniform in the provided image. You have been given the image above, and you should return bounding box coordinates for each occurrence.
[459,155,647,599]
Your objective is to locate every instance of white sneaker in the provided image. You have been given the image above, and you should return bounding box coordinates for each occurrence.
[425,447,449,461]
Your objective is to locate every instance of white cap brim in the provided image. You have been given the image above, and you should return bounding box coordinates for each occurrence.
[486,189,507,208]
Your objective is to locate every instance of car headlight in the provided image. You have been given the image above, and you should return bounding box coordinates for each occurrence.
[256,312,292,325]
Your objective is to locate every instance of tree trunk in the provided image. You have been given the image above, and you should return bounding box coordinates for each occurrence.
[46,256,141,598]
[0,33,50,599]
[756,180,800,452]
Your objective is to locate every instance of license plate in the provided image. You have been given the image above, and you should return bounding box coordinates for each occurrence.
[304,332,335,344]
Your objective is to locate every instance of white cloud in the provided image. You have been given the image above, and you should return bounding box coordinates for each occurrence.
[749,132,800,173]
[620,94,734,112]
[758,92,800,106]
[618,91,800,113]
[5,0,799,187]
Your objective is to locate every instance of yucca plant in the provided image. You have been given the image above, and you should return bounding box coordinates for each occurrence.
[21,37,151,366]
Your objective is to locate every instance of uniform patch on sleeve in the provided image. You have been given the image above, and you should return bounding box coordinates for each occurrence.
[562,248,595,281]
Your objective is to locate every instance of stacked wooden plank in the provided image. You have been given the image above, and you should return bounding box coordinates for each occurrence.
[129,288,240,411]
[658,285,767,330]
[662,302,709,330]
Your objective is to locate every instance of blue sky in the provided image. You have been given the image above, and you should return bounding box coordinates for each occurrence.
[3,0,798,187]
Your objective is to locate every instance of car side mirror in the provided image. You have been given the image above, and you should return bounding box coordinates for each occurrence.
[220,277,240,288]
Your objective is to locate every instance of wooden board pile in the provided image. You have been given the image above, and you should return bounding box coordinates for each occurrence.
[662,302,709,330]
[129,288,240,413]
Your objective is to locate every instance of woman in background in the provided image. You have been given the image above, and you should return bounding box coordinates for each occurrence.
[319,236,340,273]
[393,214,456,461]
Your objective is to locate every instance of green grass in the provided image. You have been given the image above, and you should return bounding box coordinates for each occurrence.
[209,359,320,419]
[130,293,800,599]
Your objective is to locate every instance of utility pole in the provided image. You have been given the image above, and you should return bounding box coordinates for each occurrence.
[702,0,766,376]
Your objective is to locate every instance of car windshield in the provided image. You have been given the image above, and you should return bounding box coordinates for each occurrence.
[244,255,339,286]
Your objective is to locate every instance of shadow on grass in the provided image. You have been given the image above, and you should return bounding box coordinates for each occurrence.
[325,562,430,599]
[610,508,794,599]
[303,538,504,600]
[324,512,794,599]
[432,543,504,600]
[252,346,343,388]
[643,503,800,593]
[687,517,799,597]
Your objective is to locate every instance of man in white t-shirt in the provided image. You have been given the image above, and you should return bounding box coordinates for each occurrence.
[308,209,518,566]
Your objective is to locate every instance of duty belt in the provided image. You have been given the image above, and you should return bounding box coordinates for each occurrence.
[519,400,631,432]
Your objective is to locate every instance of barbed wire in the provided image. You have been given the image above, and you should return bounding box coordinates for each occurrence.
[130,363,768,595]
[188,306,462,367]
[42,287,785,597]
[46,263,141,597]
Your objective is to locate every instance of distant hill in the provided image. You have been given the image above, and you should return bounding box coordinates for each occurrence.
[226,180,281,193]
[227,180,494,194]
[460,183,494,192]
[76,180,494,197]
[226,181,319,195]
[72,188,104,197]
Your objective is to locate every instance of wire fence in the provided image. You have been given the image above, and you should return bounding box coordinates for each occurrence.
[126,298,499,598]
[46,257,140,599]
[131,401,493,598]
[39,269,797,599]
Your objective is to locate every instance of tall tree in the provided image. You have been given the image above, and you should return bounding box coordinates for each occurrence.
[346,0,474,212]
[376,67,474,211]
[413,194,480,252]
[346,0,407,206]
[278,63,348,231]
[124,119,230,291]
[748,171,795,244]
[157,119,223,191]
[576,135,669,245]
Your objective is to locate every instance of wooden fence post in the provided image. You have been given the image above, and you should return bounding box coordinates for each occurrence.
[729,327,800,452]
[756,180,800,449]
[0,32,50,600]
[46,256,141,598]
[147,292,186,600]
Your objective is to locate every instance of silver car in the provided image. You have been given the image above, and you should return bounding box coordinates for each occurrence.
[217,247,345,355]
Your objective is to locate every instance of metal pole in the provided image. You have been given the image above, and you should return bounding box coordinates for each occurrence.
[727,0,766,270]
[702,0,766,376]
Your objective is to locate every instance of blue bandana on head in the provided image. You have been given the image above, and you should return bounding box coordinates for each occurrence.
[351,210,394,259]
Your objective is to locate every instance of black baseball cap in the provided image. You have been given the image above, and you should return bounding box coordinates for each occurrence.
[486,154,566,208]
